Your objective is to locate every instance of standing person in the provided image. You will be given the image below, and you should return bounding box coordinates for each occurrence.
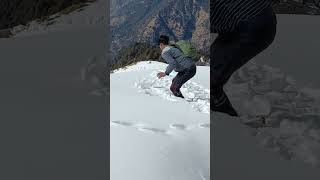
[210,0,277,117]
[157,35,197,98]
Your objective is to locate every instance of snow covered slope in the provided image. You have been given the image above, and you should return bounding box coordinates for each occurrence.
[10,0,106,37]
[223,60,320,167]
[109,58,320,179]
[110,61,210,180]
[0,22,107,179]
[208,14,320,169]
[109,59,320,179]
[212,112,320,180]
[226,14,320,168]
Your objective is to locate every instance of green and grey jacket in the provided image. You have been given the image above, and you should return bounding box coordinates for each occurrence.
[161,46,195,75]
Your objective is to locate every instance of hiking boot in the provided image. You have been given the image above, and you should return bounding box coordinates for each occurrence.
[211,92,238,117]
[174,91,185,98]
[211,101,238,117]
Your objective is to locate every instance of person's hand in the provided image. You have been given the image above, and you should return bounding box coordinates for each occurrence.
[157,72,166,79]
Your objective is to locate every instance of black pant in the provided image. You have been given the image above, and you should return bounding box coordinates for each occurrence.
[210,6,277,114]
[171,64,197,97]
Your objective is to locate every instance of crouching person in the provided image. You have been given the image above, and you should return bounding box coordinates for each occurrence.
[157,35,197,98]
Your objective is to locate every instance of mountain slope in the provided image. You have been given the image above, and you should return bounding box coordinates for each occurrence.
[110,61,210,180]
[9,0,105,37]
[111,0,210,54]
[0,16,107,179]
[0,0,95,30]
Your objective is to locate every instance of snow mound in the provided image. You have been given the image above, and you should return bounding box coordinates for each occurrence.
[112,61,164,73]
[135,71,210,114]
[225,61,320,167]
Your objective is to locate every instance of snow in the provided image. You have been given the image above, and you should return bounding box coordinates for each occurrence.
[6,0,320,177]
[222,59,320,167]
[212,112,320,179]
[110,14,320,179]
[10,0,106,37]
[110,61,210,180]
[227,14,320,169]
[0,19,107,179]
[256,14,320,88]
[135,71,210,113]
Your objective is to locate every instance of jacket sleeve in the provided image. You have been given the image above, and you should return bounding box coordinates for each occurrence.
[162,51,176,75]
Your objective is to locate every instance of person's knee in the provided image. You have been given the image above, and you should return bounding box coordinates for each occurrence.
[172,77,176,83]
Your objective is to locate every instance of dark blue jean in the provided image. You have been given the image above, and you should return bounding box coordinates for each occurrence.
[210,6,277,111]
[171,64,197,97]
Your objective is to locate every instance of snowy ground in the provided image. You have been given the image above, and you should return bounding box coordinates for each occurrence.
[10,0,106,37]
[0,22,107,180]
[224,61,320,167]
[110,59,320,179]
[110,14,320,179]
[0,1,109,179]
[224,14,320,168]
[110,61,210,180]
[212,112,320,180]
[209,14,320,169]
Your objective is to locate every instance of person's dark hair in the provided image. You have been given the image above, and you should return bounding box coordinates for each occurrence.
[158,35,169,45]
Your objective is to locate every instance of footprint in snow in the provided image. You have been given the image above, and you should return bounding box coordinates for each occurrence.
[111,120,210,135]
[170,123,210,130]
[111,120,135,127]
[169,124,187,130]
[111,120,169,135]
[137,127,169,135]
[199,123,210,128]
